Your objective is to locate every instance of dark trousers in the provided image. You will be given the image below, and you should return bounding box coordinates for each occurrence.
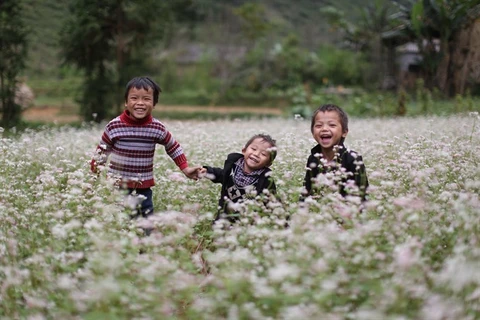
[127,188,154,218]
[127,188,154,236]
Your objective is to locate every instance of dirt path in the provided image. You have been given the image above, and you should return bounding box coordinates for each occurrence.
[22,107,81,123]
[22,105,283,123]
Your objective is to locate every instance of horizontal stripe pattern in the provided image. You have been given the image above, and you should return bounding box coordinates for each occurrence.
[92,112,188,188]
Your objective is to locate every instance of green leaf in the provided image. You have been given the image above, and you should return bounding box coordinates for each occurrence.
[411,1,424,36]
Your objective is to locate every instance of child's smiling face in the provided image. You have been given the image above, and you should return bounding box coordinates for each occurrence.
[242,138,274,173]
[312,111,348,150]
[125,87,155,120]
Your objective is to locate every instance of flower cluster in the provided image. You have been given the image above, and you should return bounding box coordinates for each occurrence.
[0,115,479,319]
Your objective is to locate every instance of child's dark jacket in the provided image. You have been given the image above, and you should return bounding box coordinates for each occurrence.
[203,153,276,221]
[303,143,368,200]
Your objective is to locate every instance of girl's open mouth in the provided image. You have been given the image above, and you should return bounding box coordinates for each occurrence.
[320,135,332,143]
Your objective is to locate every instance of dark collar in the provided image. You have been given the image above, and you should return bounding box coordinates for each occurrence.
[311,143,348,158]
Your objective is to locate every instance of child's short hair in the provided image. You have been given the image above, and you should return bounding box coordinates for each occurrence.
[244,133,277,164]
[310,104,349,133]
[125,77,162,105]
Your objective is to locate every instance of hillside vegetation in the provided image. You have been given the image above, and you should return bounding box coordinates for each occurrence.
[14,0,480,123]
[21,0,373,77]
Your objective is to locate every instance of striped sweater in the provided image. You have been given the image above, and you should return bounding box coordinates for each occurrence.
[91,110,188,188]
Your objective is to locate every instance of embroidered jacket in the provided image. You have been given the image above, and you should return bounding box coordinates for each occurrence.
[203,153,276,221]
[90,110,187,188]
[303,143,368,200]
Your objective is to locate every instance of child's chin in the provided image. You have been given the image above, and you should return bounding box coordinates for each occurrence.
[320,143,334,149]
[246,165,259,172]
[320,138,333,145]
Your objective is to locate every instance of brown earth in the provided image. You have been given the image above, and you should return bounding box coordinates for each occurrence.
[22,105,283,123]
[22,106,81,123]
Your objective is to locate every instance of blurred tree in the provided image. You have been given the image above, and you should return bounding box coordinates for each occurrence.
[60,0,199,122]
[432,1,480,95]
[234,3,273,44]
[268,34,312,90]
[196,2,279,101]
[448,5,480,96]
[0,0,28,128]
[388,0,479,95]
[219,3,277,95]
[320,0,397,89]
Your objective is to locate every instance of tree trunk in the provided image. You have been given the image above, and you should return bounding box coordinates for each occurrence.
[383,44,397,90]
[448,18,480,96]
[0,75,22,128]
[435,38,450,94]
[470,19,480,86]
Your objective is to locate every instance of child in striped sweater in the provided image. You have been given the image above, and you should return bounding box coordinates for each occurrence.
[91,76,201,219]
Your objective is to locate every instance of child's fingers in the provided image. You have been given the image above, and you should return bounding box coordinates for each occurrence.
[198,168,207,178]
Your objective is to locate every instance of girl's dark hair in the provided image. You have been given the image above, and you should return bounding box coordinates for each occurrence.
[310,104,349,133]
[125,76,162,105]
[244,133,277,164]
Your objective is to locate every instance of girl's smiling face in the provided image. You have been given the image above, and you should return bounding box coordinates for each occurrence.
[125,87,155,120]
[242,138,274,173]
[312,111,348,150]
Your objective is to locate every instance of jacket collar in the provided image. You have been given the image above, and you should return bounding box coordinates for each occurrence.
[120,110,153,125]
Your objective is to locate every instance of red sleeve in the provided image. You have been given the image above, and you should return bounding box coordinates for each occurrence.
[174,154,188,170]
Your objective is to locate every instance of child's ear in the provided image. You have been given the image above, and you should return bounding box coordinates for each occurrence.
[342,130,349,138]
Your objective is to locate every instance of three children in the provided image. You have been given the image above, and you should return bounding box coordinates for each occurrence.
[91,76,368,225]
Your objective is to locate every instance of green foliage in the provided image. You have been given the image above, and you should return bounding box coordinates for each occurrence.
[233,2,273,41]
[415,78,432,113]
[0,0,29,128]
[285,86,313,119]
[317,45,369,86]
[59,0,200,122]
[285,84,480,119]
[28,73,83,101]
[152,109,278,121]
[21,0,70,76]
[323,0,397,50]
[389,0,480,93]
[229,35,315,93]
[59,0,119,121]
[16,0,480,116]
[410,1,424,36]
[154,60,221,105]
[224,34,370,102]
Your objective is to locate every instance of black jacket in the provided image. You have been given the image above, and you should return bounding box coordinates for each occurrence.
[204,153,276,221]
[303,144,368,200]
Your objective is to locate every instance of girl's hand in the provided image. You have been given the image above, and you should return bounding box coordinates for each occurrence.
[198,167,207,178]
[182,166,202,180]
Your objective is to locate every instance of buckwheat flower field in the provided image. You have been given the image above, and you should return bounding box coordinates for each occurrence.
[1,114,479,319]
